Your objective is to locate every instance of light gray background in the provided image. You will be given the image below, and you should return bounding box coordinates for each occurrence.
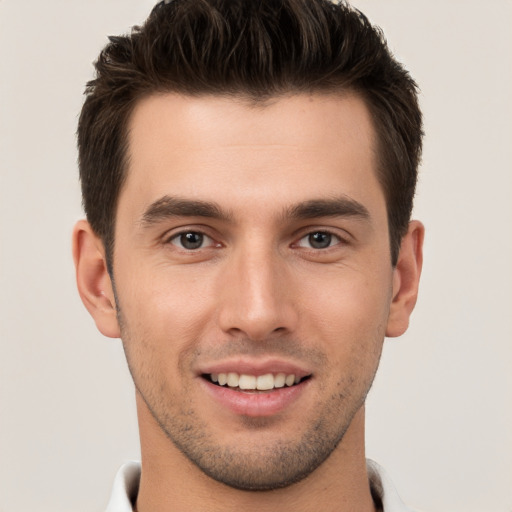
[1,1,511,510]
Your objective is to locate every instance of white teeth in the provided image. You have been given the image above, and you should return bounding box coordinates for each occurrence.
[227,372,238,387]
[256,373,274,390]
[274,373,286,388]
[285,374,295,387]
[210,372,303,390]
[239,374,257,390]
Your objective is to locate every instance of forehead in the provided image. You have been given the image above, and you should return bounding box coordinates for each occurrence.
[121,92,382,220]
[127,91,376,159]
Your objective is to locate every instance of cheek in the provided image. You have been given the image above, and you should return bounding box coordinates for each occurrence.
[305,279,388,406]
[114,263,216,372]
[119,260,213,322]
[300,266,392,357]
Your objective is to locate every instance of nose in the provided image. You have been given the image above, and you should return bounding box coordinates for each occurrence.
[217,242,298,341]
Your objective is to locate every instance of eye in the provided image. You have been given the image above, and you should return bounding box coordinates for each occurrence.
[296,231,342,249]
[169,231,214,250]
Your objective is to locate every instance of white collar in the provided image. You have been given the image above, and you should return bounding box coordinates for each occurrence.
[106,459,415,512]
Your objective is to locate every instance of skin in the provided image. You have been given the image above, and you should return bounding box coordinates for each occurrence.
[73,92,423,512]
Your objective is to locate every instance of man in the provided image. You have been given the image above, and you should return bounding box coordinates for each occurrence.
[72,0,424,510]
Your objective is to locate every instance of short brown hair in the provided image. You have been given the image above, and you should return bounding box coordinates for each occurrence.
[78,0,422,269]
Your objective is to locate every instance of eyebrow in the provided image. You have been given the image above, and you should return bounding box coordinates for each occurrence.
[140,196,232,226]
[285,196,370,221]
[140,194,370,228]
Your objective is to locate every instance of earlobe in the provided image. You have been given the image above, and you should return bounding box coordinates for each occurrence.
[386,220,424,338]
[72,220,121,338]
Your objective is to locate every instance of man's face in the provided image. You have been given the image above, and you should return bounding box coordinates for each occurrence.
[112,92,395,489]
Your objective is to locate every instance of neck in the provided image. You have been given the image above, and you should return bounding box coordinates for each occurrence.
[135,395,376,512]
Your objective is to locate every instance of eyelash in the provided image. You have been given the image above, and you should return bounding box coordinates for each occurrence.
[167,230,219,251]
[165,228,348,252]
[297,230,346,250]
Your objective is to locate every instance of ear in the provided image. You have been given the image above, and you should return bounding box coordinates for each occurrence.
[386,220,424,338]
[72,220,121,338]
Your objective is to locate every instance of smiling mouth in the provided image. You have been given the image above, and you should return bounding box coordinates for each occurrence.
[203,372,311,392]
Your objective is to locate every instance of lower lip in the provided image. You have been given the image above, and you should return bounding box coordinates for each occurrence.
[200,378,309,417]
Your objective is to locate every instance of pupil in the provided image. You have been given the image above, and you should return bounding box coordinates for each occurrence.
[181,232,203,249]
[309,232,331,249]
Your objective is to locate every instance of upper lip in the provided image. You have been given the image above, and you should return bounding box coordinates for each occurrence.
[198,357,312,379]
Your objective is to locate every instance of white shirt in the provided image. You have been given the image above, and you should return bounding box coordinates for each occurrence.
[105,459,416,512]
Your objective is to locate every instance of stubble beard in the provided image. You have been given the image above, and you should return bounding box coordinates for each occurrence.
[130,356,375,491]
[115,298,382,492]
[137,384,361,491]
